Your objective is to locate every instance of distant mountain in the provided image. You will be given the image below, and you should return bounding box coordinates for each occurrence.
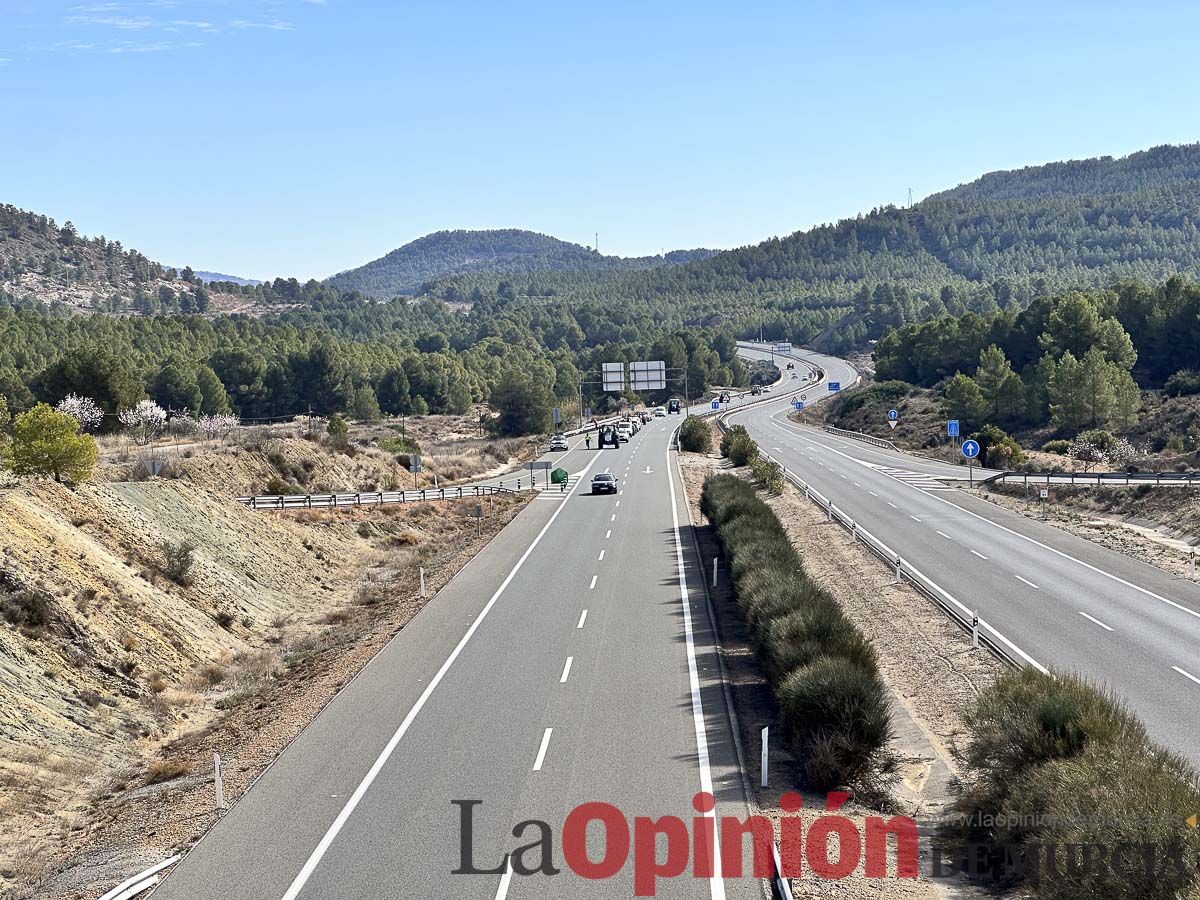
[170,268,262,287]
[325,228,716,298]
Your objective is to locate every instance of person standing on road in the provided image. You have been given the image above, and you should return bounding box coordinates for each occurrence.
[585,433,591,449]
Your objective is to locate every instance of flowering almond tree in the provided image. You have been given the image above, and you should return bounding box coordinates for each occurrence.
[198,413,240,441]
[55,394,104,432]
[119,400,168,446]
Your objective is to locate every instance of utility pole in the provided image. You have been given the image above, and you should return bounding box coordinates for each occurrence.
[908,187,913,208]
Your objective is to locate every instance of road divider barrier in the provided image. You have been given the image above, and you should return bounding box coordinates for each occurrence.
[822,425,902,452]
[981,469,1200,487]
[237,484,514,510]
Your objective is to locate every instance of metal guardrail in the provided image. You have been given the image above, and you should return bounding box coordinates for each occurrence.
[713,398,1042,673]
[822,424,901,452]
[981,469,1200,487]
[756,449,1044,674]
[236,483,516,510]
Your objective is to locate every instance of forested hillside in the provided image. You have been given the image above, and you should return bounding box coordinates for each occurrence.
[867,275,1200,454]
[0,287,746,435]
[325,228,715,298]
[417,144,1200,353]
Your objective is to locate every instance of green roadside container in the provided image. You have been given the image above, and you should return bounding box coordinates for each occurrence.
[551,467,569,485]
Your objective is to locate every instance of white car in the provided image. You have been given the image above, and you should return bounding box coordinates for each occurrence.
[654,407,666,417]
[616,424,631,442]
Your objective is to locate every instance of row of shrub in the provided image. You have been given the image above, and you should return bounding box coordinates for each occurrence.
[720,424,759,466]
[700,474,893,791]
[952,667,1200,899]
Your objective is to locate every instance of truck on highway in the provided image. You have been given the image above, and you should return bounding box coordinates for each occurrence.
[667,398,682,414]
[598,425,619,448]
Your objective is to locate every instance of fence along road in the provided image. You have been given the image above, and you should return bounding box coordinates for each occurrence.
[732,343,1200,767]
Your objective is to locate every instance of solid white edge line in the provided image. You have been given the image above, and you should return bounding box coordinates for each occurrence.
[1078,611,1114,632]
[1015,575,1040,590]
[532,727,553,771]
[577,609,587,629]
[494,858,513,900]
[560,657,573,683]
[666,433,727,899]
[1173,665,1200,686]
[279,450,604,900]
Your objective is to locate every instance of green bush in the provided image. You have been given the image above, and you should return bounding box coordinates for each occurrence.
[778,656,894,790]
[700,473,892,791]
[1076,428,1116,453]
[720,425,759,466]
[1040,439,1070,455]
[951,668,1200,899]
[678,416,712,453]
[1165,369,1200,397]
[750,456,785,493]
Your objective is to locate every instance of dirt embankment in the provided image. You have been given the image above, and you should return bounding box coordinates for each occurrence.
[981,484,1200,578]
[678,423,999,899]
[0,437,529,899]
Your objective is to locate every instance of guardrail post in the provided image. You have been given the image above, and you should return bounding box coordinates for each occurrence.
[971,612,980,649]
[214,752,225,811]
[760,726,769,789]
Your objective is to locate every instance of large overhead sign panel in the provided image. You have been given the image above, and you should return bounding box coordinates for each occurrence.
[602,362,626,392]
[630,360,667,391]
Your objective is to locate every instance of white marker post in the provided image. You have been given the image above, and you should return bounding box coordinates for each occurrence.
[971,612,980,650]
[419,567,426,599]
[713,557,719,588]
[761,726,769,789]
[214,752,225,811]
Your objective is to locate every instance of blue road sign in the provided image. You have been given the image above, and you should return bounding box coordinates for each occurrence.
[948,419,960,437]
[711,399,720,410]
[828,381,841,392]
[887,408,899,421]
[793,400,805,410]
[961,439,980,459]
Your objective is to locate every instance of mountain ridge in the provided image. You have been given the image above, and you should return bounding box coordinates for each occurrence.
[324,228,716,298]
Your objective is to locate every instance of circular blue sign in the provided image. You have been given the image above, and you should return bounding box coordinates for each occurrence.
[961,439,980,459]
[887,408,898,420]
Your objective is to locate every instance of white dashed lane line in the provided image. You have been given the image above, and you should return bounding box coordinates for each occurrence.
[969,549,988,560]
[1078,612,1114,632]
[532,728,553,771]
[576,609,587,629]
[1015,575,1040,590]
[597,550,605,561]
[1173,666,1200,687]
[588,575,598,590]
[559,657,573,683]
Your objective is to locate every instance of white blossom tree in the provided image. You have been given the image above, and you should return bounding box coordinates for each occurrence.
[1067,437,1108,473]
[198,413,240,441]
[55,394,104,432]
[119,400,168,446]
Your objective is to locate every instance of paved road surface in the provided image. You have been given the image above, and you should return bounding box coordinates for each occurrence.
[152,416,768,899]
[735,343,1200,765]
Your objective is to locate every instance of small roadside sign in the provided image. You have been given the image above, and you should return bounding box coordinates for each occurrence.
[408,454,423,473]
[1039,488,1049,499]
[711,399,720,410]
[888,420,898,430]
[552,407,561,426]
[888,409,899,421]
[828,381,841,392]
[800,394,807,401]
[142,458,164,477]
[961,440,980,459]
[948,419,960,437]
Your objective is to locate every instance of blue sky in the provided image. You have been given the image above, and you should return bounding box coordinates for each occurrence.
[3,1,1199,280]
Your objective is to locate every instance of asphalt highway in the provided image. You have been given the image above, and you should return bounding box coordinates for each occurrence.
[152,413,767,899]
[734,343,1200,765]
